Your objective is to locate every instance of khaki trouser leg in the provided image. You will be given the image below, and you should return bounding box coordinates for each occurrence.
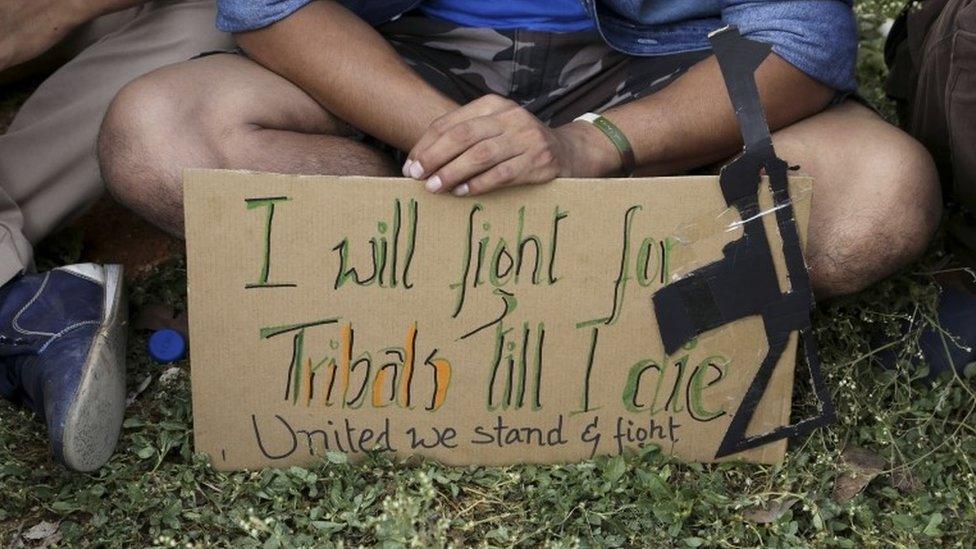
[0,0,233,285]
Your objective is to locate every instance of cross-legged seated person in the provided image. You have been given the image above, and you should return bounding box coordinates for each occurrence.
[99,0,941,299]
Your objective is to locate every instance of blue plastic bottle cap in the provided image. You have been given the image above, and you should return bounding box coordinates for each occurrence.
[148,329,188,363]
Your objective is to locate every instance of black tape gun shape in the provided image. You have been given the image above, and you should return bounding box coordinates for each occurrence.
[651,26,836,459]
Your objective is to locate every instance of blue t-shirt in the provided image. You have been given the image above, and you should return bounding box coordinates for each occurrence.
[216,0,858,92]
[418,0,594,32]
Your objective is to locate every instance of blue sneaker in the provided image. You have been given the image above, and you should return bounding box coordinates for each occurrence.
[0,264,127,472]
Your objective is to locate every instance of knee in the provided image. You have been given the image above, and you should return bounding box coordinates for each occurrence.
[98,70,200,208]
[895,137,942,242]
[865,133,942,259]
[98,65,255,235]
[808,132,941,297]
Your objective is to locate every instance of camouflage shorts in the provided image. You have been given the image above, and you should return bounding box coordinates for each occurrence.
[378,16,711,127]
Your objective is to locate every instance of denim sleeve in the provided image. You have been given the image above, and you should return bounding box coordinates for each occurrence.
[721,0,858,92]
[216,0,314,32]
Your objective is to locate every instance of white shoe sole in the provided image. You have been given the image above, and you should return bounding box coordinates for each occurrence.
[60,264,128,472]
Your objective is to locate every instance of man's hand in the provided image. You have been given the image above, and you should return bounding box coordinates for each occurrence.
[0,0,140,72]
[404,95,622,196]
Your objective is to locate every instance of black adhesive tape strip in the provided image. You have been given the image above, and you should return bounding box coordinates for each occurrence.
[654,282,698,355]
[650,26,835,459]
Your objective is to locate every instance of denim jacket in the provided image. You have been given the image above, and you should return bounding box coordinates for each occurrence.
[217,0,858,92]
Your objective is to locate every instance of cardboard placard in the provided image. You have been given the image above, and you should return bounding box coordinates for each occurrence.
[184,171,812,470]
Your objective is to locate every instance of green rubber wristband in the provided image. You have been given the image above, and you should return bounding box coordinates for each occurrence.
[574,112,637,177]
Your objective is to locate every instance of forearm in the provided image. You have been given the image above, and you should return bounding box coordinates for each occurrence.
[593,54,834,175]
[62,0,144,28]
[0,0,145,72]
[236,1,458,151]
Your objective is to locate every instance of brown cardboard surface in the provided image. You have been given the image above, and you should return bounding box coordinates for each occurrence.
[184,169,812,471]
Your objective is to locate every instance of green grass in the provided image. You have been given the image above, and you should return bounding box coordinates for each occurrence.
[3,261,973,547]
[2,2,975,546]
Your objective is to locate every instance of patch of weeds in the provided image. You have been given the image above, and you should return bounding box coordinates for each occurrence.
[32,228,85,273]
[854,0,905,122]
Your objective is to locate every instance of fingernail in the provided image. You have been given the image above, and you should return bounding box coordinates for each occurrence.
[409,161,424,180]
[425,175,442,193]
[401,159,413,177]
[453,183,470,197]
